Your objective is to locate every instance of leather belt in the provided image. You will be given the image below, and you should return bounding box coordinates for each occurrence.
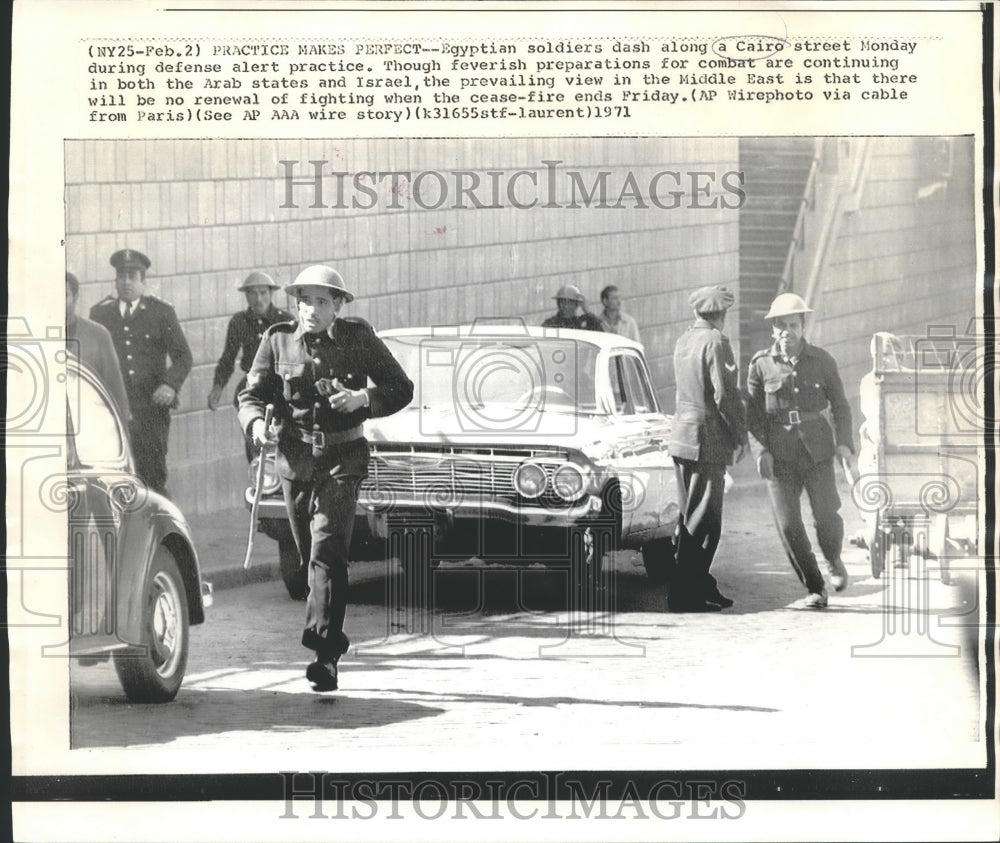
[770,409,823,426]
[293,425,364,448]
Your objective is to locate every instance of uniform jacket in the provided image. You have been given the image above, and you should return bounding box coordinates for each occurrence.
[89,295,193,410]
[541,312,606,331]
[747,339,854,463]
[237,317,414,480]
[66,315,131,419]
[668,319,747,465]
[212,304,294,388]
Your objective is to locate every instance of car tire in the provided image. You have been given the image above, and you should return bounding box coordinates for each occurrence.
[641,537,675,585]
[113,546,189,704]
[278,532,308,601]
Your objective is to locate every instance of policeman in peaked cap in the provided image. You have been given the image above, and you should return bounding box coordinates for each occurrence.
[89,249,192,496]
[666,285,748,612]
[238,265,413,692]
[541,283,606,332]
[207,271,294,427]
[747,292,856,609]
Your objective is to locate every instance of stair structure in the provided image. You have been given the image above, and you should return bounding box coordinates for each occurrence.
[737,137,816,374]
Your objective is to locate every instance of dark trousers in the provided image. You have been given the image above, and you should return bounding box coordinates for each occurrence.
[130,405,170,496]
[767,443,844,594]
[672,457,726,602]
[232,376,253,462]
[281,438,368,663]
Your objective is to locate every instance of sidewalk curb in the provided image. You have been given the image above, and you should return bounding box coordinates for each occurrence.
[204,561,281,592]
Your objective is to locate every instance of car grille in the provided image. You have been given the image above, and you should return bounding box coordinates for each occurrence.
[361,445,574,508]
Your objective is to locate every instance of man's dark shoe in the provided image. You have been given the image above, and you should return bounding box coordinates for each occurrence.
[703,588,734,609]
[306,660,339,691]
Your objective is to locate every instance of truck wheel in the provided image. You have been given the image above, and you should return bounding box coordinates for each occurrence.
[278,533,308,601]
[113,546,189,703]
[869,513,887,579]
[569,522,612,613]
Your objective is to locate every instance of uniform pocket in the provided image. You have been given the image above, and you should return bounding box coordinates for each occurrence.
[277,363,308,401]
[763,376,786,394]
[763,376,788,412]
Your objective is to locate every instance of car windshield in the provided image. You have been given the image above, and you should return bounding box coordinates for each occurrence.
[383,335,601,415]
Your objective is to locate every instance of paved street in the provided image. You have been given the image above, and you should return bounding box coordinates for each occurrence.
[68,473,985,775]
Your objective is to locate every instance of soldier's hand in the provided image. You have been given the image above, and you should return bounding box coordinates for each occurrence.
[207,385,223,411]
[734,443,749,464]
[328,379,368,413]
[250,418,277,448]
[836,445,858,484]
[756,452,774,480]
[151,384,177,407]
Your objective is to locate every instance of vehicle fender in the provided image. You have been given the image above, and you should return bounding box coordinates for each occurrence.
[114,509,205,645]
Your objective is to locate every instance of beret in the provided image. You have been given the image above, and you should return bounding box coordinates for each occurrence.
[109,248,151,272]
[688,285,735,313]
[285,265,355,303]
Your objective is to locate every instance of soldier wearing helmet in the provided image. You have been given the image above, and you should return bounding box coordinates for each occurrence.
[238,265,413,691]
[208,271,294,422]
[541,284,606,331]
[746,292,856,609]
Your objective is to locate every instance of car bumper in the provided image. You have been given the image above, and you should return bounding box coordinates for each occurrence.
[248,490,605,537]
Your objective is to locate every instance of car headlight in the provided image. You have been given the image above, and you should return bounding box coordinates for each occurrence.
[248,454,282,496]
[552,463,586,501]
[513,461,547,499]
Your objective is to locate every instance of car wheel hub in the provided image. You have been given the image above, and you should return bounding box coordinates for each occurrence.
[150,572,182,675]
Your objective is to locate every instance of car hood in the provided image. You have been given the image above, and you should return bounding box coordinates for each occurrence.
[366,404,660,462]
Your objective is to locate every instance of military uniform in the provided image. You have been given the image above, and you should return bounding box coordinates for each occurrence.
[90,293,192,494]
[541,312,606,331]
[212,304,294,406]
[238,314,413,671]
[667,306,747,610]
[746,339,854,596]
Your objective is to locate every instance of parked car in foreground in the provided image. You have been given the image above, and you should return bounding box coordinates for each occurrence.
[248,324,680,599]
[67,360,210,702]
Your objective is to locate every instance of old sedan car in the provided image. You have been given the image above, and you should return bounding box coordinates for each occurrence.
[248,323,679,599]
[67,359,210,702]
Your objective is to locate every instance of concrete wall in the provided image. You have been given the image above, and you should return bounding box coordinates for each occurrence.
[803,136,978,433]
[64,138,741,514]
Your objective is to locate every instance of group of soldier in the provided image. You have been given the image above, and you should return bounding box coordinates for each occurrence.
[548,280,857,613]
[66,250,856,692]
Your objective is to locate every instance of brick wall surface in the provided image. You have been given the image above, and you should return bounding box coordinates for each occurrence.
[808,136,978,434]
[65,138,741,513]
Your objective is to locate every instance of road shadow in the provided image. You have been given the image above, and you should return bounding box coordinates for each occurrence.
[69,684,447,749]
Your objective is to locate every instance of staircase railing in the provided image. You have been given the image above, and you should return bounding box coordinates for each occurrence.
[802,137,872,310]
[778,142,822,294]
[777,138,873,342]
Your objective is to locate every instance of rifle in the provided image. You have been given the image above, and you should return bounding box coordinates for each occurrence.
[242,404,274,570]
